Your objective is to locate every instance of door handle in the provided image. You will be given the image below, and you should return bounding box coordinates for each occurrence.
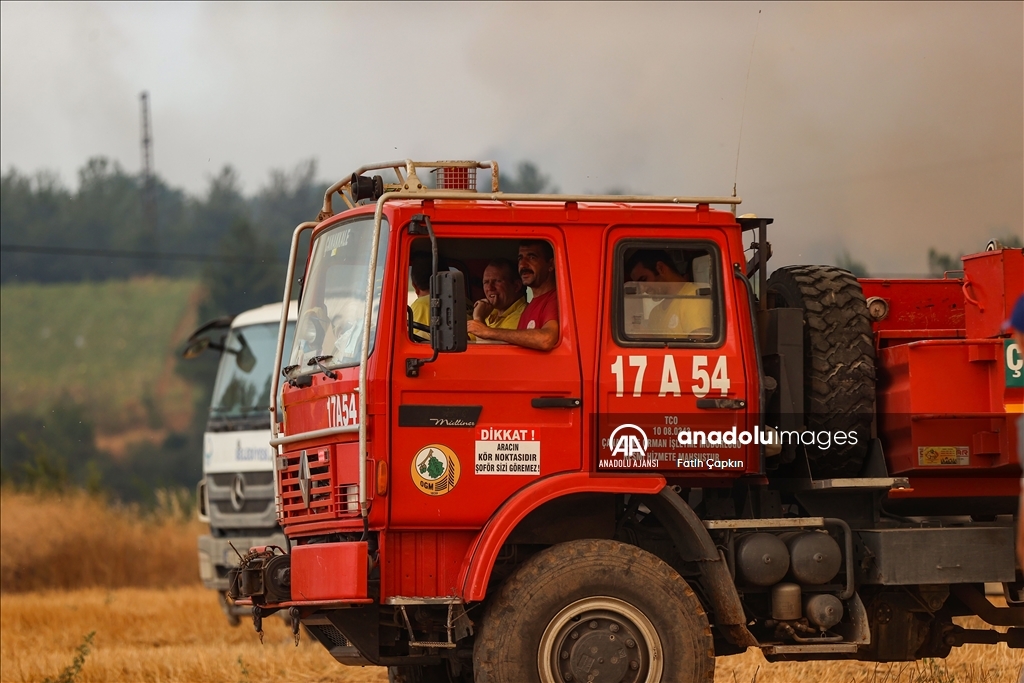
[531,397,582,409]
[696,398,746,410]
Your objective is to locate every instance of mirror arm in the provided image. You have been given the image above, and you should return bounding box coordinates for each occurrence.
[406,213,442,377]
[405,349,438,378]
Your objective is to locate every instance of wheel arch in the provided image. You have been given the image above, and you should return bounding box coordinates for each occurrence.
[458,472,665,601]
[459,478,758,648]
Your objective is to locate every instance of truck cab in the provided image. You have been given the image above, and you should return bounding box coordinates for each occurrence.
[231,160,1022,681]
[186,302,295,624]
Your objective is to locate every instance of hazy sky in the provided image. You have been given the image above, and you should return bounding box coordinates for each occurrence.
[1,2,1021,273]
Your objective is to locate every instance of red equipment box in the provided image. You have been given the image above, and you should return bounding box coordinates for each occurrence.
[962,248,1024,339]
[290,541,368,601]
[878,339,1017,478]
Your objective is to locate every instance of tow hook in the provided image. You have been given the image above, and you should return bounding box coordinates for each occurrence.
[290,607,301,646]
[253,605,264,644]
[227,545,291,605]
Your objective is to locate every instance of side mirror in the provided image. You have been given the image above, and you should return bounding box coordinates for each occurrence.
[182,337,211,359]
[234,332,257,373]
[181,315,234,359]
[431,271,467,353]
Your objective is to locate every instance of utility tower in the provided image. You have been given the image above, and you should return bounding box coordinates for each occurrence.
[140,91,158,252]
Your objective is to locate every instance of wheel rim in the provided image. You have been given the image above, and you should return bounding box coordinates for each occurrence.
[537,596,663,683]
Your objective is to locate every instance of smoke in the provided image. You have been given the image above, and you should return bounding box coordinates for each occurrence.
[1,2,1020,273]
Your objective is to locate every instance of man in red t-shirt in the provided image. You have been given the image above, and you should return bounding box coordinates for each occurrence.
[467,240,559,350]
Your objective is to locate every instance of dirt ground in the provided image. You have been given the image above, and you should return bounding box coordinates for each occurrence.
[1,586,1020,683]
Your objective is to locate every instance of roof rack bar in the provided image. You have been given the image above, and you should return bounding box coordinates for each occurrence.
[358,189,742,207]
[319,159,742,222]
[320,160,501,220]
[322,188,741,222]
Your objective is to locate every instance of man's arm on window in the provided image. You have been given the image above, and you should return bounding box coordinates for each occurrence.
[469,319,558,351]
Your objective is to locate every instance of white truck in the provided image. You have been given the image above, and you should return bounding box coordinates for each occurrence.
[185,302,296,624]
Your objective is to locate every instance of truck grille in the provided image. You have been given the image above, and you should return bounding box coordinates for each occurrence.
[212,499,273,515]
[210,471,274,487]
[206,470,277,528]
[278,446,360,523]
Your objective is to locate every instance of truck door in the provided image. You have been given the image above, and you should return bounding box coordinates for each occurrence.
[597,228,758,478]
[389,229,583,528]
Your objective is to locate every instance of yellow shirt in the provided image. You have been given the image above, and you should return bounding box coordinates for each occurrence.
[410,295,430,341]
[647,283,713,337]
[485,296,526,330]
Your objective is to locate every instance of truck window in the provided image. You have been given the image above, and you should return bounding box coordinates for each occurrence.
[617,242,722,346]
[289,217,389,371]
[405,237,536,345]
[211,321,295,426]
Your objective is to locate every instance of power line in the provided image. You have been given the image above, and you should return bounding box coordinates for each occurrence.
[0,244,272,264]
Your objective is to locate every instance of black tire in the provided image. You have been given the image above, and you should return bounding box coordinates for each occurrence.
[766,265,876,478]
[473,539,714,683]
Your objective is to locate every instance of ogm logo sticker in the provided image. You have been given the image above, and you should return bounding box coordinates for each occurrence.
[411,444,461,496]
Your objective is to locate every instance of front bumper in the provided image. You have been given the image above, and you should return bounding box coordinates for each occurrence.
[197,531,287,591]
[232,540,369,605]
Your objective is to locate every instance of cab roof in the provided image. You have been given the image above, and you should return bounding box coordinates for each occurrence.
[231,300,297,328]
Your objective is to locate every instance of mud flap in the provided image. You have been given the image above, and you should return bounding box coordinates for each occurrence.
[641,488,759,648]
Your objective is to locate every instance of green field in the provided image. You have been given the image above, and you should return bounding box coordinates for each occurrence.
[0,278,200,433]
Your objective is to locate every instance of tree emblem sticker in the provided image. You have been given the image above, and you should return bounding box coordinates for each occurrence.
[411,444,461,496]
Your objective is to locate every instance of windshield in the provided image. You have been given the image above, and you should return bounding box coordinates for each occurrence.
[210,321,295,421]
[289,216,389,374]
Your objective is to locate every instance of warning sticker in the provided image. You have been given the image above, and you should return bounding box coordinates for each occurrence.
[918,446,970,467]
[474,441,540,475]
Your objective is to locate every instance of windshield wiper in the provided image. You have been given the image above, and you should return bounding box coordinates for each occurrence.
[207,415,271,432]
[307,354,337,379]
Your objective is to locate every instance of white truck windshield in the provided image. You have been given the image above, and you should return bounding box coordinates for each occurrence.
[211,322,295,421]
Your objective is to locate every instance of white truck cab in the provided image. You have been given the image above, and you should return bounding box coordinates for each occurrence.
[186,301,296,624]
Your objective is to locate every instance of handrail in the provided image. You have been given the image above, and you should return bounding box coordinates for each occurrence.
[270,221,318,437]
[270,221,318,520]
[270,425,358,448]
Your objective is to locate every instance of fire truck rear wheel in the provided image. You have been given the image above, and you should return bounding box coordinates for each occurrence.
[766,265,876,478]
[473,539,714,683]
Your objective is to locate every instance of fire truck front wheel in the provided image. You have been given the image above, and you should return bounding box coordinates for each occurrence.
[473,539,714,683]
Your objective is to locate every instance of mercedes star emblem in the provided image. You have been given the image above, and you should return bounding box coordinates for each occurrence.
[298,450,311,508]
[230,473,246,511]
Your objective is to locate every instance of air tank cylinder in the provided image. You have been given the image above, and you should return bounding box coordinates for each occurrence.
[804,594,844,631]
[736,532,790,586]
[786,531,842,585]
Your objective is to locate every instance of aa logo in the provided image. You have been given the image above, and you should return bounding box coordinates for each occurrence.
[411,444,461,496]
[609,424,648,459]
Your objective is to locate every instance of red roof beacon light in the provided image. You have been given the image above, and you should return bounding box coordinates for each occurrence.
[435,165,476,191]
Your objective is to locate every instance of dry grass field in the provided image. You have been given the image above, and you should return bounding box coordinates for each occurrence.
[1,491,1021,682]
[0,490,202,593]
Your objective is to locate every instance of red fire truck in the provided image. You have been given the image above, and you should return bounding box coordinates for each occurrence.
[231,160,1022,682]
